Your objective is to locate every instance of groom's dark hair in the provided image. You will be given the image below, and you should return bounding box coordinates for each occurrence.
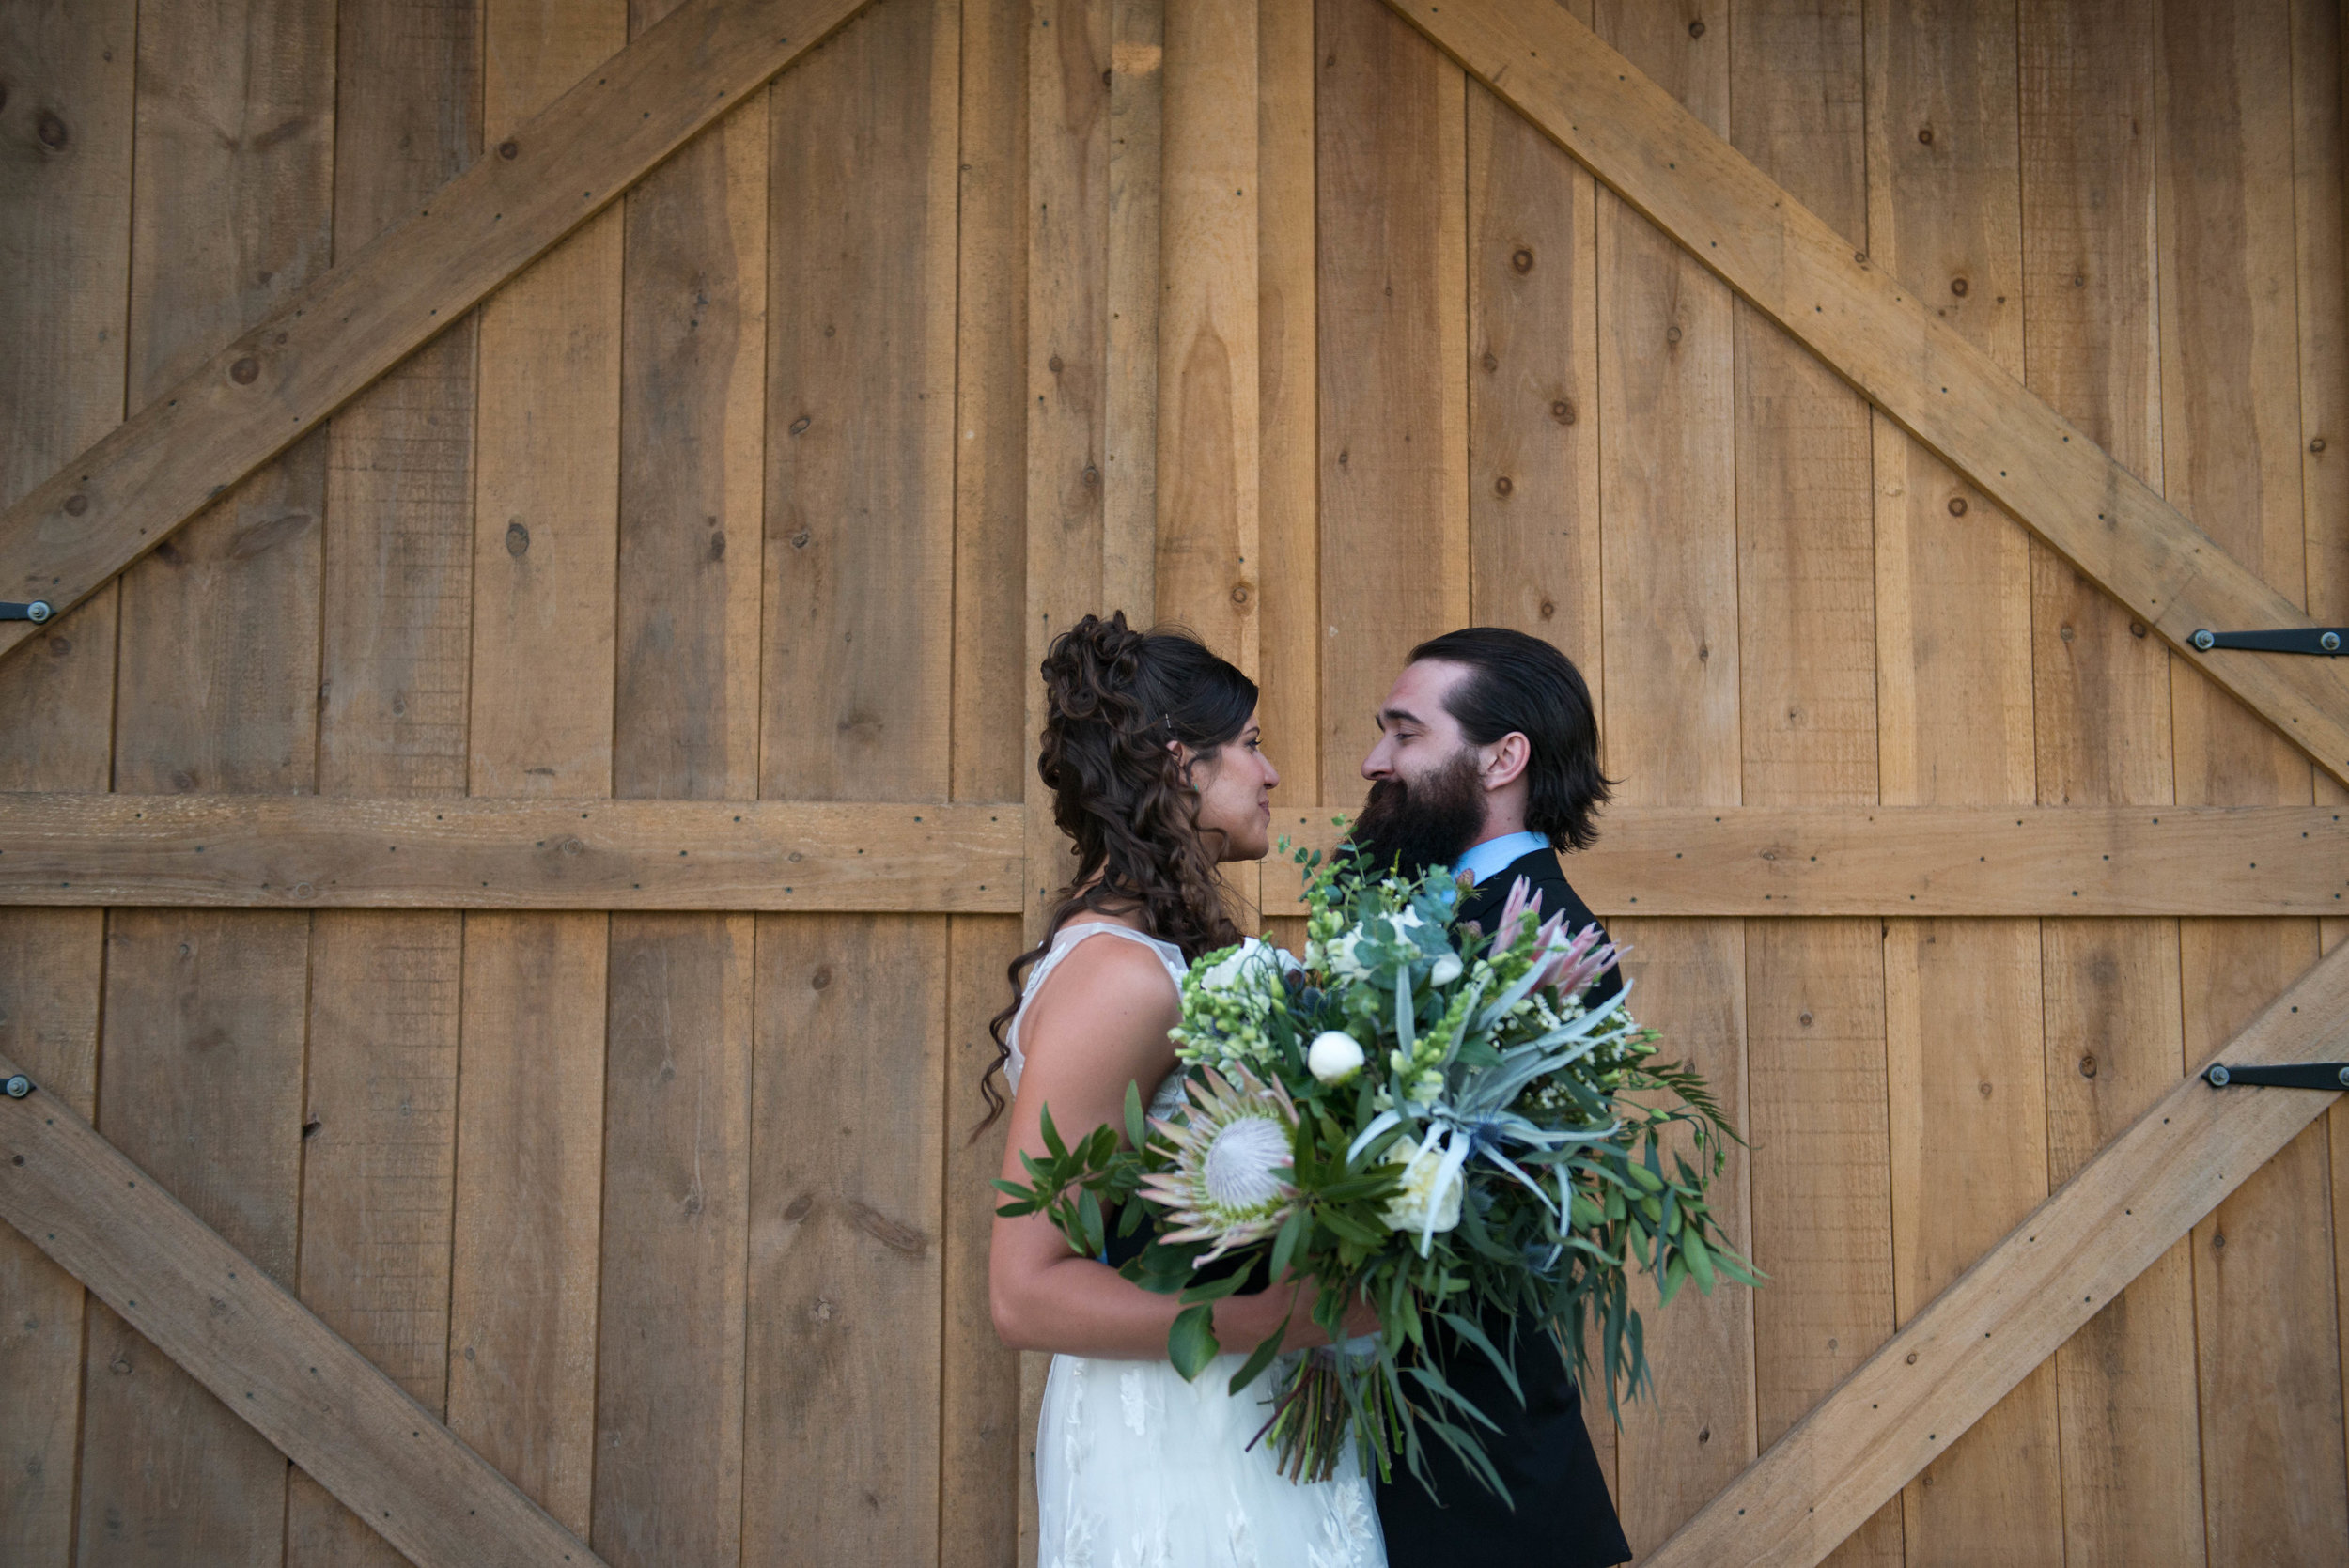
[1408,627,1612,853]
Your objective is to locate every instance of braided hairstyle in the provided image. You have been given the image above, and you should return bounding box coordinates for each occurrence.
[977,613,1257,1126]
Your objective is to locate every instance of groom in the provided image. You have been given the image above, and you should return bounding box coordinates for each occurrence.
[1349,626,1633,1567]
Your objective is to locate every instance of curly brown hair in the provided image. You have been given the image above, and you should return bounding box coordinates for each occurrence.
[976,612,1257,1126]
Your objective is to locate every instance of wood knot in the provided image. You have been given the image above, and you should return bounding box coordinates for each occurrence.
[1538,599,1556,620]
[1917,126,1934,145]
[230,357,260,384]
[789,414,811,436]
[2078,1054,2097,1079]
[1229,583,1250,606]
[1511,248,1533,273]
[2312,437,2328,454]
[1950,277,1968,297]
[1493,475,1513,497]
[505,520,529,557]
[1550,399,1577,425]
[1047,353,1064,374]
[2058,624,2075,643]
[1947,496,1968,516]
[811,965,832,990]
[1481,350,1498,372]
[1798,1012,1813,1027]
[36,111,68,151]
[62,493,88,517]
[1665,325,1682,345]
[498,139,519,160]
[2128,622,2148,638]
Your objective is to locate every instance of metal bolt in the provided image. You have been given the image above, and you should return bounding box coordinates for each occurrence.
[2205,1063,2232,1087]
[2339,1066,2349,1089]
[2324,631,2341,653]
[3,1074,29,1098]
[25,601,50,624]
[2191,629,2217,651]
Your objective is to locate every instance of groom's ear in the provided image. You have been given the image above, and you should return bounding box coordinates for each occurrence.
[1480,732,1532,790]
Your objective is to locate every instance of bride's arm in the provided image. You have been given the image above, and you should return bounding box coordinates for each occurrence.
[988,938,1340,1358]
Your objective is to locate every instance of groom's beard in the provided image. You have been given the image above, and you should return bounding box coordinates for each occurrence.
[1348,748,1487,878]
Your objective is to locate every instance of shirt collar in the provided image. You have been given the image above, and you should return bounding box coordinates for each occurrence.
[1451,831,1554,888]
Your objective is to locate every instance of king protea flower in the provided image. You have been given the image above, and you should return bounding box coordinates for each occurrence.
[1489,876,1624,1001]
[1140,1066,1299,1262]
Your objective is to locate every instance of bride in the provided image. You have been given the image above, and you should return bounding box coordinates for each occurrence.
[985,613,1386,1568]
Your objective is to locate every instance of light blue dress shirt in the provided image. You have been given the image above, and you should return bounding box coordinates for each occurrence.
[1451,830,1553,888]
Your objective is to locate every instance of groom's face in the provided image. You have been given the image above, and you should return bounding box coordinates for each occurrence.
[1350,660,1489,877]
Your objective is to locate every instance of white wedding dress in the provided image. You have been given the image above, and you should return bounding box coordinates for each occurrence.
[1006,922,1387,1568]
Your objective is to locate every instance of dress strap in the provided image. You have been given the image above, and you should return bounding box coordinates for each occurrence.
[1003,923,1189,1093]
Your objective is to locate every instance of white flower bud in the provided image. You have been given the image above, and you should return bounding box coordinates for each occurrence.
[1307,1030,1366,1085]
[1428,953,1463,986]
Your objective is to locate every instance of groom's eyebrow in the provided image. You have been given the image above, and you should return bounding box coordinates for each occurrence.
[1377,706,1424,731]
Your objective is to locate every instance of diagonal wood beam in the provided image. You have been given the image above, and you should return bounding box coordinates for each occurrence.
[0,0,873,664]
[0,1050,606,1568]
[1641,938,2349,1568]
[1385,0,2349,789]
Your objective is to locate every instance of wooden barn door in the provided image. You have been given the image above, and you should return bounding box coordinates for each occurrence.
[1,0,2344,1565]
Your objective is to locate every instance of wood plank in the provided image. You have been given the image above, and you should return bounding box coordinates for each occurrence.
[763,0,960,804]
[290,912,466,1568]
[1585,2,1750,1546]
[77,912,310,1568]
[1466,68,1603,714]
[2156,2,2348,1559]
[743,915,947,1568]
[1642,938,2349,1568]
[294,9,478,1560]
[1156,0,1255,670]
[1257,0,1318,800]
[0,0,875,666]
[592,913,754,1566]
[1105,0,1161,622]
[1315,0,1468,805]
[0,797,2332,915]
[612,96,767,800]
[1722,4,1890,1560]
[1383,0,2349,787]
[317,0,479,800]
[1859,7,2059,1557]
[445,911,609,1532]
[0,6,132,1560]
[1021,1,1114,1546]
[941,914,1024,1568]
[0,910,101,1568]
[0,795,1020,909]
[943,4,1028,1558]
[2015,3,2203,1560]
[0,0,131,793]
[0,1045,609,1568]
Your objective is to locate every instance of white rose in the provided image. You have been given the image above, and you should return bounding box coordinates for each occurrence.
[1307,1030,1366,1085]
[1328,930,1370,981]
[1200,938,1272,991]
[1380,1140,1464,1236]
[1428,953,1463,986]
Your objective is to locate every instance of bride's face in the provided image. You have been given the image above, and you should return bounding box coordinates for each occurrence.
[1181,709,1279,862]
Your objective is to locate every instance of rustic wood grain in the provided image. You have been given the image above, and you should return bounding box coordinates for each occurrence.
[0,0,130,794]
[1316,0,1469,804]
[2158,5,2349,1557]
[0,5,131,1560]
[0,0,876,664]
[744,915,947,1567]
[0,911,101,1568]
[1155,0,1255,671]
[294,7,481,1559]
[2015,1,2205,1559]
[1642,939,2349,1568]
[1583,3,1752,1545]
[1383,0,2349,786]
[592,913,754,1566]
[1860,8,2061,1555]
[1256,0,1318,800]
[77,913,311,1568]
[0,1046,610,1568]
[1105,0,1161,622]
[763,0,960,803]
[612,85,767,800]
[1723,3,1892,1560]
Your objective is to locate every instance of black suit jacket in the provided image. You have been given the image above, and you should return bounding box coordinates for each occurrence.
[1374,846,1632,1568]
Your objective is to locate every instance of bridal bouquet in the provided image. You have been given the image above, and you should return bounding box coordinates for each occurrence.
[994,836,1755,1500]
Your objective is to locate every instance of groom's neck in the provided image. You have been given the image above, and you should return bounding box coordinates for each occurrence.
[1464,790,1530,851]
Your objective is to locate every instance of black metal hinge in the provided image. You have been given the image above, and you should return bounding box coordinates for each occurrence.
[0,601,52,624]
[2189,627,2345,656]
[2203,1062,2349,1090]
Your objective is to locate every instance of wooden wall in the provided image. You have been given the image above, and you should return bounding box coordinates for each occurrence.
[0,0,2342,1565]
